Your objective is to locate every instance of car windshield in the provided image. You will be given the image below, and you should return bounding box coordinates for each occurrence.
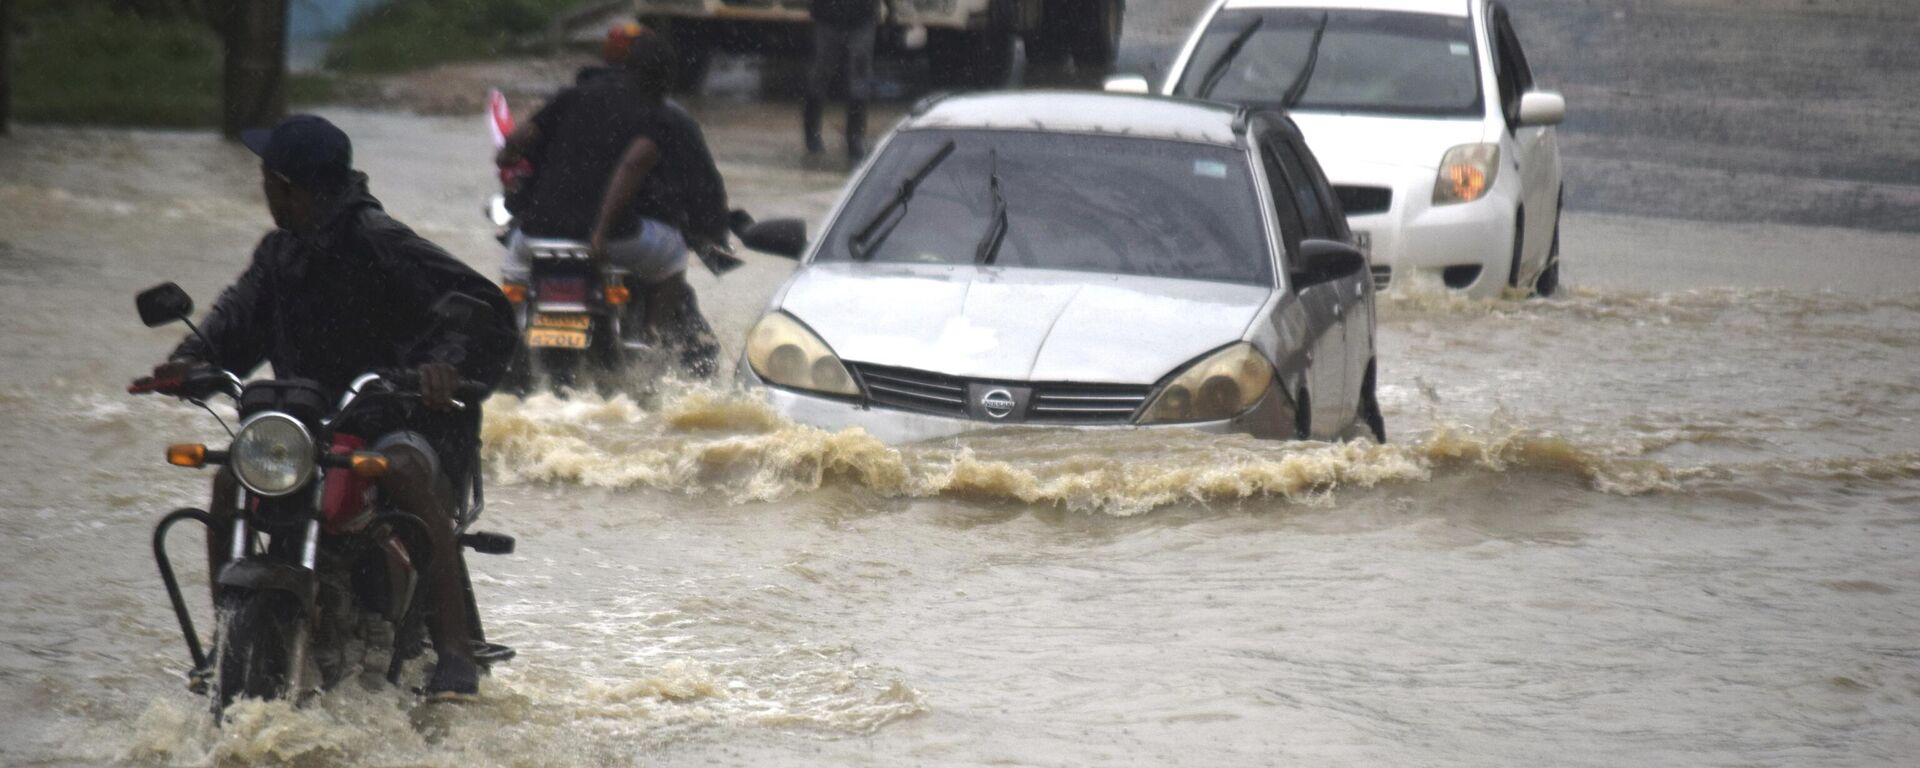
[1174,9,1483,117]
[818,130,1272,286]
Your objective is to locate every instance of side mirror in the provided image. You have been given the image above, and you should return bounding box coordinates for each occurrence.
[1517,90,1566,127]
[1290,239,1367,289]
[431,292,494,329]
[1103,74,1151,94]
[136,282,194,328]
[738,218,809,260]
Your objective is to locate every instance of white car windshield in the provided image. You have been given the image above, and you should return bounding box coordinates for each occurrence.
[819,130,1273,287]
[1175,9,1483,117]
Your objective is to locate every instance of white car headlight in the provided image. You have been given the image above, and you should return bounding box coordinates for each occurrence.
[231,412,316,497]
[1136,343,1275,424]
[745,312,861,397]
[1433,143,1500,205]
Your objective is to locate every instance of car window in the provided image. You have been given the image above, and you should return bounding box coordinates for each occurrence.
[1256,139,1308,262]
[818,130,1274,286]
[1269,137,1337,240]
[1173,8,1483,118]
[1489,4,1534,126]
[1285,139,1350,240]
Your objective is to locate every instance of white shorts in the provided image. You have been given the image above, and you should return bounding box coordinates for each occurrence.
[503,219,688,284]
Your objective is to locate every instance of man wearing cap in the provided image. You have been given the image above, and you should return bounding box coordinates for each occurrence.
[138,114,517,698]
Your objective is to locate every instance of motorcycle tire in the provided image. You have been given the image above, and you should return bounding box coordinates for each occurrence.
[215,590,299,710]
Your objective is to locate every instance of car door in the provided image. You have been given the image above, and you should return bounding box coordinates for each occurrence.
[1281,135,1372,418]
[1256,133,1345,436]
[1489,2,1553,282]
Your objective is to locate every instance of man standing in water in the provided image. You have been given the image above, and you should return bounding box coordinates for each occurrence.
[803,0,894,164]
[138,115,518,698]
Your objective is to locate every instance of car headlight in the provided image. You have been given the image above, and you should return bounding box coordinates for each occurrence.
[1136,343,1275,424]
[231,412,316,497]
[745,312,861,397]
[1433,143,1500,205]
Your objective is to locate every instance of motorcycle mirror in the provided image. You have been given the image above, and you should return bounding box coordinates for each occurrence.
[739,218,809,260]
[431,292,494,330]
[136,282,194,328]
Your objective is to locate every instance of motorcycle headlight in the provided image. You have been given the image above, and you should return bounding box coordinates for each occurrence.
[231,412,316,497]
[745,311,861,397]
[1433,143,1500,205]
[1136,343,1275,424]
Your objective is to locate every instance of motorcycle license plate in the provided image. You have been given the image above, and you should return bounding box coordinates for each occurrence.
[527,328,589,349]
[534,312,592,330]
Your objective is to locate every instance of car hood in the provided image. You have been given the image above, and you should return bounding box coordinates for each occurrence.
[776,263,1272,385]
[1289,112,1493,174]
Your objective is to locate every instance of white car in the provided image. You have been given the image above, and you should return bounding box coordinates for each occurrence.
[733,92,1384,444]
[1155,0,1566,297]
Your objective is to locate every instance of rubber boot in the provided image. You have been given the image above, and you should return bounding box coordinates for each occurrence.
[803,97,825,156]
[846,99,869,164]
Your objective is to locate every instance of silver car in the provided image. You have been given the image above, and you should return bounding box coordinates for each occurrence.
[734,91,1383,444]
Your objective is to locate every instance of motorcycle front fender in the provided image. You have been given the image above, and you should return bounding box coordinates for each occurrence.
[218,559,316,606]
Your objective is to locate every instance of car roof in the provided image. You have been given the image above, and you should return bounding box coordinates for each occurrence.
[1220,0,1472,18]
[904,91,1246,147]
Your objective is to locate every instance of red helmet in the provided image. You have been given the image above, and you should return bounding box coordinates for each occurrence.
[604,21,649,66]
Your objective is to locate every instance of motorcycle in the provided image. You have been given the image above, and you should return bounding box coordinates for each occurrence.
[487,196,738,394]
[133,283,516,712]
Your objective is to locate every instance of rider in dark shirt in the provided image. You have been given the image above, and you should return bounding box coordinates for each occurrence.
[498,31,729,374]
[140,115,516,698]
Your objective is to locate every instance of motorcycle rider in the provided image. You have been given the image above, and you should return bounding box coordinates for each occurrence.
[138,115,517,698]
[494,30,727,375]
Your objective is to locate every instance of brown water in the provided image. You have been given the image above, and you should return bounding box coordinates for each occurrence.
[4,100,1920,767]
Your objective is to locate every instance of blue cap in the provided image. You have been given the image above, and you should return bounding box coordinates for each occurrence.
[240,114,353,188]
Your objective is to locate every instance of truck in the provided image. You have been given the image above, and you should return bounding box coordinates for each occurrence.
[634,0,1126,90]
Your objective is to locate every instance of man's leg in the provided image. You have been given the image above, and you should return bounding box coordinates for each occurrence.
[844,19,877,161]
[374,438,479,695]
[803,23,840,155]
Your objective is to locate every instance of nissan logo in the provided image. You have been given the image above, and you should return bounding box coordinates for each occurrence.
[980,389,1017,419]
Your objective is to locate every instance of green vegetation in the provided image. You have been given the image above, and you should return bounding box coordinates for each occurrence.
[12,8,222,126]
[3,0,577,126]
[325,0,584,74]
[8,2,340,127]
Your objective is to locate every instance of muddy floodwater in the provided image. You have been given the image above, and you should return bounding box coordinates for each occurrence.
[6,63,1920,768]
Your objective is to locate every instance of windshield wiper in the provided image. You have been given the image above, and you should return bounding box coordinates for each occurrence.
[1196,16,1264,99]
[1280,13,1330,109]
[849,139,957,260]
[974,150,1008,265]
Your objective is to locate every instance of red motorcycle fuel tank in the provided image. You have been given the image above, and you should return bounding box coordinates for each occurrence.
[322,434,378,534]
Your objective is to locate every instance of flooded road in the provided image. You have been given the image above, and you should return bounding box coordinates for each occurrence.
[6,40,1920,768]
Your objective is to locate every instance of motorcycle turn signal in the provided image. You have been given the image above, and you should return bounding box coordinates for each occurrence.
[351,452,390,478]
[165,444,228,468]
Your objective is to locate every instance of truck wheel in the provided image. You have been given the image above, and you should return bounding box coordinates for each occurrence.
[928,27,1015,89]
[1072,0,1124,71]
[657,19,712,94]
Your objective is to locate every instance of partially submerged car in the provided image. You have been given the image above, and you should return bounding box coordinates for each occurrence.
[735,92,1384,444]
[1150,0,1566,297]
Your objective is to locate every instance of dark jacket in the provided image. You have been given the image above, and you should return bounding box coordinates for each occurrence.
[516,81,731,245]
[812,0,881,27]
[172,174,517,402]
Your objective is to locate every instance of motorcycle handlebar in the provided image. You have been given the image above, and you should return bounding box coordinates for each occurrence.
[374,370,490,402]
[128,368,239,400]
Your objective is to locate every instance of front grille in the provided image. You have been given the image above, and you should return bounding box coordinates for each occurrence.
[1030,383,1150,424]
[1334,185,1393,216]
[846,363,1150,425]
[1371,264,1392,291]
[849,363,967,417]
